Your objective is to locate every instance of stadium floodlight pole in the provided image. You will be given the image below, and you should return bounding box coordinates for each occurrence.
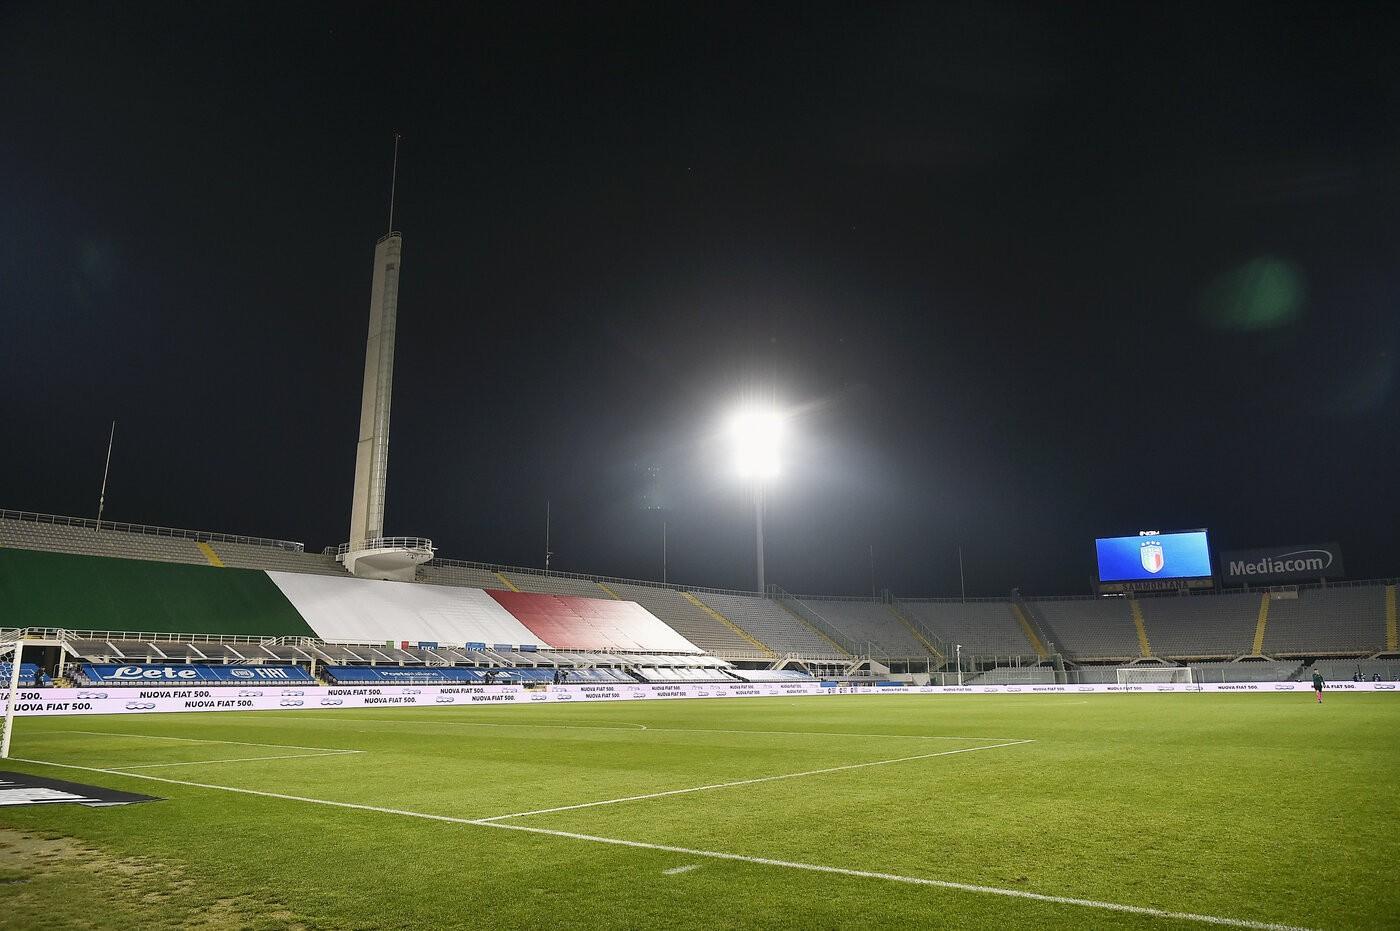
[754,485,766,594]
[727,406,784,595]
[1,639,23,759]
[96,420,115,531]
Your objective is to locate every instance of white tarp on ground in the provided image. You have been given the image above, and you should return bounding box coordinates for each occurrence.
[266,572,550,648]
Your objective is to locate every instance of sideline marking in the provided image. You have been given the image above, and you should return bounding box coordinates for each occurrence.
[474,740,1034,822]
[66,730,360,753]
[7,757,1312,931]
[280,715,1018,743]
[116,750,363,770]
[284,716,652,733]
[662,864,700,876]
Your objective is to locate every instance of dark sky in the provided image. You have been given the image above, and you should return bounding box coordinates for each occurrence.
[3,2,1398,597]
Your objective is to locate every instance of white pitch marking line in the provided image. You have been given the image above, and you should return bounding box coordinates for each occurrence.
[481,821,1314,931]
[279,715,1017,742]
[473,740,1035,822]
[6,757,1313,931]
[282,716,653,733]
[115,750,364,770]
[66,730,360,753]
[662,864,700,876]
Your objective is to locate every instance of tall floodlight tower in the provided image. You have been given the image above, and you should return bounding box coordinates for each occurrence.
[338,135,434,581]
[348,230,401,549]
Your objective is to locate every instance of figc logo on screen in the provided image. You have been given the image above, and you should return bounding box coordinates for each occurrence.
[1095,529,1212,582]
[1140,540,1164,574]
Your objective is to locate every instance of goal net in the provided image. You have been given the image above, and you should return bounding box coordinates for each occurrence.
[1116,666,1194,685]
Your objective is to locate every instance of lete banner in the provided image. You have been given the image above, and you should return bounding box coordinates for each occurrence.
[81,664,315,685]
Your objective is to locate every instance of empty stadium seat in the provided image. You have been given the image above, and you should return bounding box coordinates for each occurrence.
[692,592,845,656]
[899,600,1033,655]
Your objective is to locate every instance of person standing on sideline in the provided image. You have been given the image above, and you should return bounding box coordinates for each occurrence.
[1312,669,1325,703]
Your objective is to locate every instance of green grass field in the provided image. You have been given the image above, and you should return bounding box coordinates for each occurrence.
[0,694,1396,930]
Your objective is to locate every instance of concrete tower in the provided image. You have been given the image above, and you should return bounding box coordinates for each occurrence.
[340,136,433,580]
[348,229,402,549]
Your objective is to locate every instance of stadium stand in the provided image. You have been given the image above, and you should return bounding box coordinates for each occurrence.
[1030,597,1141,659]
[486,590,701,653]
[1261,586,1387,655]
[0,548,316,638]
[1136,592,1263,658]
[6,510,1399,675]
[793,598,930,656]
[898,600,1033,655]
[500,571,616,598]
[606,583,769,656]
[726,668,816,682]
[0,663,48,686]
[693,591,846,656]
[267,571,546,647]
[207,541,344,576]
[0,518,209,565]
[417,562,509,589]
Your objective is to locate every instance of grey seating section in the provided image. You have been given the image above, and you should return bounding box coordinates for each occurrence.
[208,541,344,576]
[418,564,510,589]
[488,649,548,665]
[692,592,846,657]
[1263,587,1387,654]
[0,516,348,576]
[1136,593,1261,658]
[0,519,208,565]
[261,644,314,662]
[900,601,1031,655]
[796,599,929,657]
[501,572,615,598]
[1032,599,1140,659]
[307,644,372,664]
[608,583,762,656]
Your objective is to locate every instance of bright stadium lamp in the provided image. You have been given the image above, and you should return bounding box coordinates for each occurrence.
[726,404,786,593]
[727,406,785,481]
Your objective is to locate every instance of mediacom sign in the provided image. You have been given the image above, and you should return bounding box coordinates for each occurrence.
[1220,543,1344,584]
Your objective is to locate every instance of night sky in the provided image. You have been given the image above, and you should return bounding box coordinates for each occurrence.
[4,3,1398,597]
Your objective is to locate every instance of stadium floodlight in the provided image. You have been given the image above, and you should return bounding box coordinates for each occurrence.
[726,405,786,593]
[727,406,785,481]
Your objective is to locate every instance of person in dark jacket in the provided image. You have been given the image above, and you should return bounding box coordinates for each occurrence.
[1312,670,1325,704]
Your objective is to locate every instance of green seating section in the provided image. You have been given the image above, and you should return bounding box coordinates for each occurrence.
[0,548,315,638]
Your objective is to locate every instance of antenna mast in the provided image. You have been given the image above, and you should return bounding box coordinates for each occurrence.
[387,132,402,234]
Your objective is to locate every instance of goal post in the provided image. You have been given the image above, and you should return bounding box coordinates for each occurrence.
[1116,666,1193,685]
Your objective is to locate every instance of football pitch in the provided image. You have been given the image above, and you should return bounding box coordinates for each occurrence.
[0,694,1396,930]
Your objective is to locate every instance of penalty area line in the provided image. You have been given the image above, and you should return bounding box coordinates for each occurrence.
[6,757,1311,931]
[115,750,365,770]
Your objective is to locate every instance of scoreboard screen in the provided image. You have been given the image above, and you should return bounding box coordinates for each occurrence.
[1095,530,1212,583]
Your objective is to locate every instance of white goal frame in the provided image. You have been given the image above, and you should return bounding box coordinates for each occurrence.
[1116,666,1194,685]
